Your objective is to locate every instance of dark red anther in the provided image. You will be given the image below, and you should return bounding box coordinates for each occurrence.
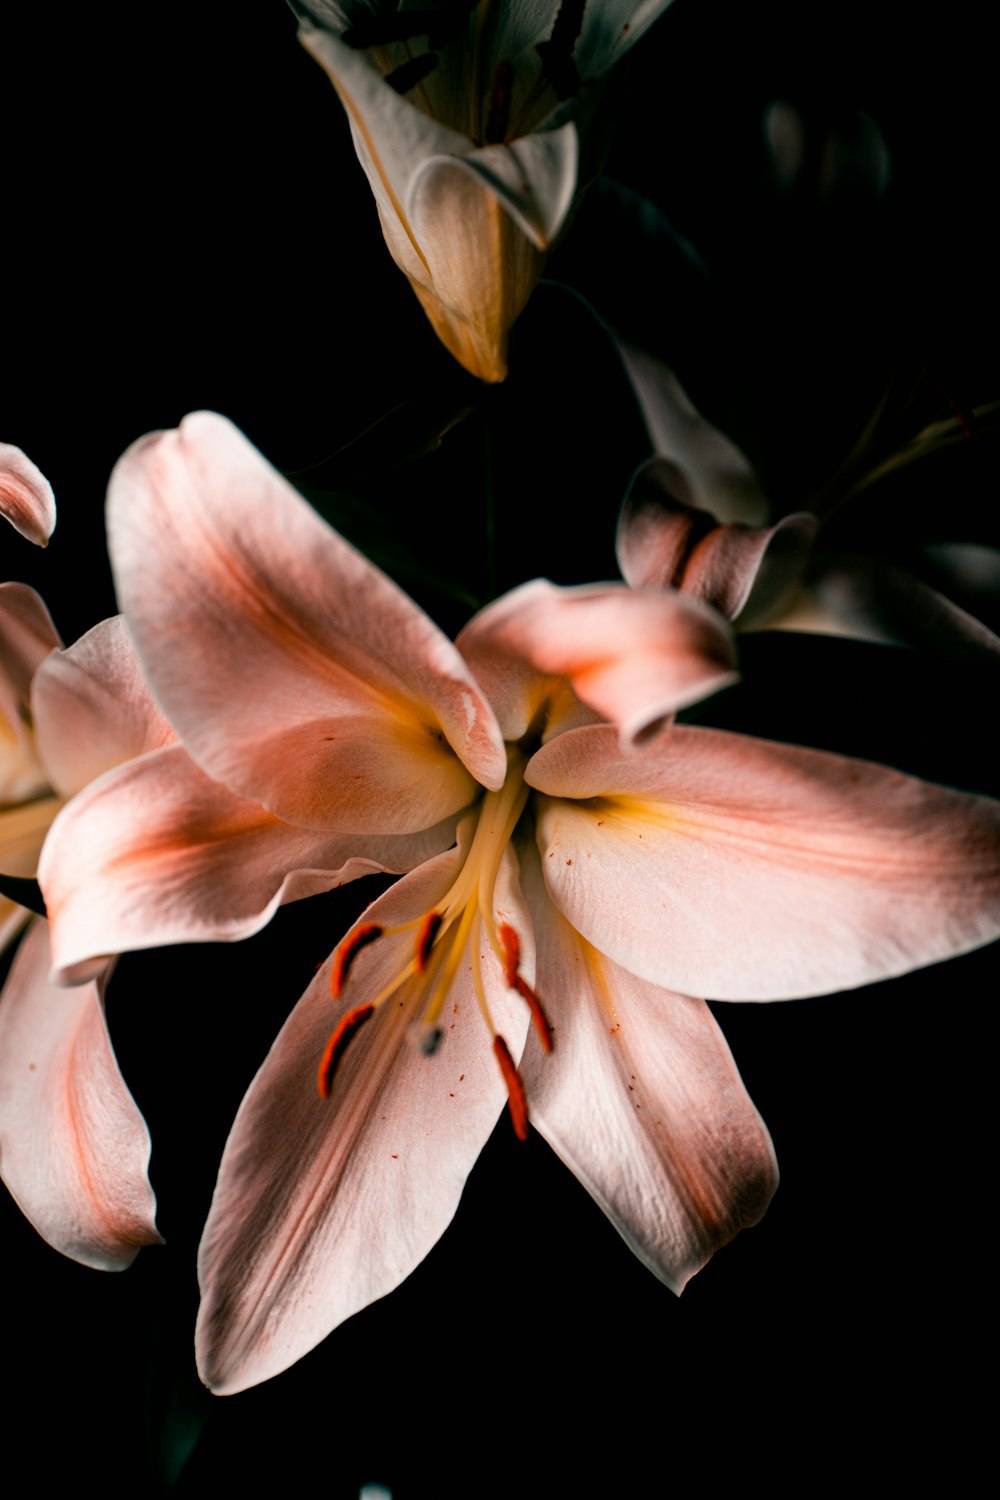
[493,1035,529,1141]
[415,910,444,971]
[318,1004,376,1099]
[484,60,514,144]
[331,924,383,999]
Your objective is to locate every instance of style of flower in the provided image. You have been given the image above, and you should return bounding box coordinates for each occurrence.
[0,586,169,1268]
[1,442,56,546]
[37,412,1000,1393]
[296,0,674,381]
[617,343,1000,656]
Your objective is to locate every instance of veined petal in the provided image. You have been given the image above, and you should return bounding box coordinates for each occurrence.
[519,847,776,1289]
[457,579,737,745]
[32,616,175,800]
[40,744,459,986]
[413,123,578,253]
[573,0,676,79]
[107,412,506,830]
[0,921,160,1270]
[196,841,529,1394]
[618,345,769,525]
[527,723,1000,999]
[0,442,56,546]
[619,460,818,627]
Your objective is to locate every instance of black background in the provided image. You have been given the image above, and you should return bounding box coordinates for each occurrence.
[3,3,997,1494]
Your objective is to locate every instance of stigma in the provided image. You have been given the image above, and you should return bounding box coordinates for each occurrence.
[318,747,552,1138]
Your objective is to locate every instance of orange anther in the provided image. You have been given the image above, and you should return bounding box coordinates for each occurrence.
[499,923,520,987]
[318,1004,375,1098]
[415,911,444,971]
[493,1035,529,1141]
[331,924,383,998]
[499,923,553,1052]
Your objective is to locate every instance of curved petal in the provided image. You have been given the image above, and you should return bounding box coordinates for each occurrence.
[404,151,549,380]
[196,839,529,1394]
[619,460,818,627]
[32,616,175,800]
[518,846,776,1289]
[574,0,676,80]
[527,723,1000,999]
[777,552,1000,660]
[0,442,56,546]
[457,579,737,745]
[107,412,506,831]
[416,123,579,253]
[0,583,61,804]
[0,921,160,1270]
[41,743,460,986]
[617,345,769,525]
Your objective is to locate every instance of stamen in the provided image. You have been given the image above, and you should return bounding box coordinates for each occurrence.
[484,60,514,143]
[536,0,585,99]
[318,1004,375,1098]
[499,924,554,1053]
[493,1035,529,1141]
[331,924,383,998]
[415,910,444,971]
[385,52,440,95]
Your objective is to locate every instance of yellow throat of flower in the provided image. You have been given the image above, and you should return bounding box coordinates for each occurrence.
[319,745,552,1138]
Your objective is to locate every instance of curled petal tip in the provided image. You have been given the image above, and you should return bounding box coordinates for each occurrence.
[0,443,56,546]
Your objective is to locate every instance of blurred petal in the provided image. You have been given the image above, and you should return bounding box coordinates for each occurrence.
[0,442,56,546]
[32,616,175,800]
[458,579,737,745]
[41,744,459,985]
[528,724,1000,999]
[619,459,818,626]
[107,412,506,830]
[0,581,61,738]
[617,346,769,524]
[197,842,528,1394]
[0,921,160,1269]
[778,552,1000,660]
[519,849,776,1289]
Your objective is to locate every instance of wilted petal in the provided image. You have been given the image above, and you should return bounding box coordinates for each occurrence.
[519,850,776,1289]
[32,616,175,799]
[41,744,459,985]
[457,578,737,745]
[0,443,56,546]
[107,412,506,831]
[528,723,1000,999]
[619,460,818,627]
[197,842,528,1394]
[0,921,160,1270]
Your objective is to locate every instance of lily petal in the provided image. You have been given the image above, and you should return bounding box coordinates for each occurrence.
[41,744,459,986]
[0,583,61,803]
[196,840,529,1394]
[617,345,770,524]
[519,847,776,1289]
[0,921,160,1270]
[527,723,1000,999]
[107,412,506,831]
[619,460,818,628]
[0,442,56,546]
[457,578,738,745]
[31,616,175,800]
[779,552,1000,660]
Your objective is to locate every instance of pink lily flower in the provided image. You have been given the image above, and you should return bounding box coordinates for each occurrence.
[37,414,1000,1393]
[0,586,167,1268]
[1,442,56,546]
